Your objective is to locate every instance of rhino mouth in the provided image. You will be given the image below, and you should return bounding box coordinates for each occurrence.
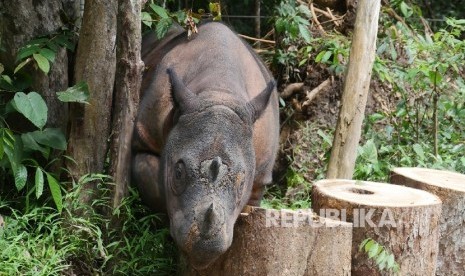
[187,237,232,270]
[181,207,232,270]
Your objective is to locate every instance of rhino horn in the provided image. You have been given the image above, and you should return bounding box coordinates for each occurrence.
[248,80,276,122]
[167,67,198,113]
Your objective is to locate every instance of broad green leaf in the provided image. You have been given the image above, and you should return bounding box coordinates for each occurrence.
[360,139,378,163]
[359,238,371,251]
[39,48,56,62]
[150,3,169,19]
[14,58,32,74]
[368,242,379,258]
[141,12,153,27]
[412,143,425,160]
[400,1,412,18]
[364,239,375,252]
[321,51,332,63]
[376,250,387,265]
[275,18,286,34]
[13,92,48,129]
[17,45,41,61]
[54,34,75,51]
[33,53,50,74]
[298,24,312,44]
[28,128,67,150]
[35,167,44,199]
[21,132,50,157]
[14,164,27,191]
[386,254,395,268]
[46,172,62,212]
[57,81,90,104]
[298,5,312,18]
[156,17,173,39]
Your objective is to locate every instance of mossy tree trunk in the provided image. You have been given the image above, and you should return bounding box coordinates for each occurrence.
[66,0,117,204]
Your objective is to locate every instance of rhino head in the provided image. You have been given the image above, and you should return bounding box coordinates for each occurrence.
[160,68,274,269]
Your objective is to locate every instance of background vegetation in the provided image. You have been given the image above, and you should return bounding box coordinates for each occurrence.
[0,0,464,274]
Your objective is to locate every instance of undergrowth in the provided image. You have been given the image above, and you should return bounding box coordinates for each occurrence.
[0,174,177,275]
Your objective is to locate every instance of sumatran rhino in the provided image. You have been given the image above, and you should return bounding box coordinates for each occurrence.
[132,22,279,269]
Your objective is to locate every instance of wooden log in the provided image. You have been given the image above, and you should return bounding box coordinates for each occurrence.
[182,206,352,276]
[390,167,465,275]
[312,179,442,275]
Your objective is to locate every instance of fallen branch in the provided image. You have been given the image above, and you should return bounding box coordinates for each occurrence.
[238,34,275,44]
[302,78,331,107]
[310,3,327,34]
[280,82,305,99]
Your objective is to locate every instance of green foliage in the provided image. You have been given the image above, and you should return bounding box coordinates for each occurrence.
[355,17,465,181]
[0,177,177,275]
[273,0,313,81]
[56,81,90,104]
[313,36,350,75]
[0,34,88,211]
[359,238,400,273]
[142,1,222,40]
[14,31,75,75]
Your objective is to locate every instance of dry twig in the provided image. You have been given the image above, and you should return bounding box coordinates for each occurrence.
[238,34,275,44]
[302,78,332,107]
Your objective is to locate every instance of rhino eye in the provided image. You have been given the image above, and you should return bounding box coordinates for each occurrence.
[175,162,184,179]
[172,160,187,195]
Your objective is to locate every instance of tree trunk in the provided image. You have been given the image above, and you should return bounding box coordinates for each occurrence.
[390,167,465,275]
[326,0,381,179]
[67,0,117,203]
[0,0,79,130]
[108,0,144,209]
[312,179,441,276]
[182,206,352,276]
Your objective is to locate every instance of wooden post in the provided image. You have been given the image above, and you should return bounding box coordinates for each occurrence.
[183,207,353,276]
[312,179,441,275]
[390,167,465,275]
[326,0,381,179]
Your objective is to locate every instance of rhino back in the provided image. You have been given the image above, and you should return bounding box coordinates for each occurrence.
[136,22,278,167]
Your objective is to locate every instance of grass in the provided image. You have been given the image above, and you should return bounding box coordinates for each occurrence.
[0,175,178,275]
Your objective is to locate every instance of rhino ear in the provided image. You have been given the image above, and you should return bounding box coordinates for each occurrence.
[167,68,198,113]
[247,80,276,123]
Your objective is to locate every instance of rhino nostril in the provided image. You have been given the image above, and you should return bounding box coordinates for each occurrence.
[209,157,221,181]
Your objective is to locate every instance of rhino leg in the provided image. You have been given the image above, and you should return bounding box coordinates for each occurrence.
[132,153,166,212]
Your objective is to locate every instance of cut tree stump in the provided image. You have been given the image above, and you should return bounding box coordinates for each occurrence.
[312,179,442,276]
[390,167,465,275]
[182,206,352,276]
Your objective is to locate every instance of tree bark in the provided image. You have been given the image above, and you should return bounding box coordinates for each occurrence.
[390,167,465,275]
[312,179,441,276]
[67,0,117,203]
[326,0,381,179]
[182,206,352,276]
[108,0,144,209]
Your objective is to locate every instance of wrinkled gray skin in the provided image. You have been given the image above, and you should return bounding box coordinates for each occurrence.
[132,22,279,269]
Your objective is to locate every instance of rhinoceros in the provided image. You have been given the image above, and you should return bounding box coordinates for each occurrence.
[132,22,279,269]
